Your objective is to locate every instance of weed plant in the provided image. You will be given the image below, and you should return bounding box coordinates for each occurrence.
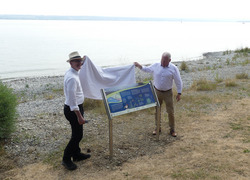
[214,73,223,83]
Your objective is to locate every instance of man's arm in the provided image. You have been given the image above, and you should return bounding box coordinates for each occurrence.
[173,66,183,102]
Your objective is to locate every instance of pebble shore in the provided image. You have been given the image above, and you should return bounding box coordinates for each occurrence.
[2,51,250,166]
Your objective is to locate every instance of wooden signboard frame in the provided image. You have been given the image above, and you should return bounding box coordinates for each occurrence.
[101,81,160,159]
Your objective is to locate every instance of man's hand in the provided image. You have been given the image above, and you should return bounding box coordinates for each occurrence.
[74,110,86,125]
[77,116,86,125]
[176,94,181,102]
[134,62,142,69]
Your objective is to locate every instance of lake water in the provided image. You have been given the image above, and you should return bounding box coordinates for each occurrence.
[0,20,249,79]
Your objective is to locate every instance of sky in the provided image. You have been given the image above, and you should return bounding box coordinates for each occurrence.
[0,0,249,21]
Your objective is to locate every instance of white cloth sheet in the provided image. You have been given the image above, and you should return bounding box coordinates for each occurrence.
[79,56,136,100]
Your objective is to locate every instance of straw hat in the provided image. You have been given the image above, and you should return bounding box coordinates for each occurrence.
[66,51,83,62]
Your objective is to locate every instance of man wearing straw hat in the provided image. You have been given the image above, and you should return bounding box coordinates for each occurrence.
[134,52,183,137]
[62,51,91,170]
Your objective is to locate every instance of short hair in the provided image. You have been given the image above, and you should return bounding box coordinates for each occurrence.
[162,52,171,59]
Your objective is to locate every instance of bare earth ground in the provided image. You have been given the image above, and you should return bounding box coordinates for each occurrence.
[2,89,250,180]
[0,51,250,179]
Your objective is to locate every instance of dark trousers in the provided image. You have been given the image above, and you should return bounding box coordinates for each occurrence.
[63,104,84,161]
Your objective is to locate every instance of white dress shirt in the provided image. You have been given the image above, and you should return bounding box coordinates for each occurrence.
[64,68,84,111]
[142,62,183,94]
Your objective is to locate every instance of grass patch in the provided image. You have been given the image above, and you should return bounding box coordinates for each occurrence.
[214,73,223,83]
[83,98,106,114]
[52,87,64,94]
[43,94,55,100]
[243,149,250,153]
[191,78,217,91]
[236,73,248,79]
[230,123,243,130]
[171,169,209,179]
[43,145,65,168]
[225,79,237,87]
[241,59,250,66]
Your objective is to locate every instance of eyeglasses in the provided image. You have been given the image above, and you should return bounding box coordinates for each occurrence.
[71,59,84,63]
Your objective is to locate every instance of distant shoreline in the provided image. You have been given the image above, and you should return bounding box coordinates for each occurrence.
[1,50,249,81]
[0,14,248,23]
[2,51,249,84]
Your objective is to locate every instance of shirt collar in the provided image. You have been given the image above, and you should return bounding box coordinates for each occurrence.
[70,67,79,74]
[161,63,171,68]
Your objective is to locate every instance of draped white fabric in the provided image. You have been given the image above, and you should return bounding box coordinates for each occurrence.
[79,56,136,100]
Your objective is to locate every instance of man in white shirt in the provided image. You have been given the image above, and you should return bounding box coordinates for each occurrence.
[62,51,91,170]
[134,52,183,137]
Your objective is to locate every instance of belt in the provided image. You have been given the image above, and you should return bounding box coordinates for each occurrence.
[64,104,83,108]
[154,86,172,92]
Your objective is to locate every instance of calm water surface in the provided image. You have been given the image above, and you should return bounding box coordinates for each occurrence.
[0,20,249,79]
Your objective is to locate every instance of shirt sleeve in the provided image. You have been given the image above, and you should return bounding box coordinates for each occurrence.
[141,63,156,73]
[67,78,79,111]
[173,66,183,94]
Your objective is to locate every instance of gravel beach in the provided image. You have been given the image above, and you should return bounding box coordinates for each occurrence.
[2,51,250,167]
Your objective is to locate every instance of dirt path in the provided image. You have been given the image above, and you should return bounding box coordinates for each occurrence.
[3,96,249,180]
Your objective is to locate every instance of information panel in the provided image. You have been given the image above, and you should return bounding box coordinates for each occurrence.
[101,81,161,158]
[101,81,159,118]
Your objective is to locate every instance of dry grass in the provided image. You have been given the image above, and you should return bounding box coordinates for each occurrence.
[225,79,238,87]
[1,78,250,180]
[191,78,217,91]
[236,73,248,79]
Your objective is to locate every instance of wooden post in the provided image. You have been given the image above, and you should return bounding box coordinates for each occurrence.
[101,89,113,159]
[109,118,113,159]
[156,106,160,141]
[150,81,161,141]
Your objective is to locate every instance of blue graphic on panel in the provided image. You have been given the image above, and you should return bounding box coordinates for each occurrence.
[106,83,155,113]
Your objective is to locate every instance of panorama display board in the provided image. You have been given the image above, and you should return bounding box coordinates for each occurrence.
[101,81,159,119]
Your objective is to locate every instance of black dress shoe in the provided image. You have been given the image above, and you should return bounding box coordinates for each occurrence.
[62,160,77,170]
[73,153,91,162]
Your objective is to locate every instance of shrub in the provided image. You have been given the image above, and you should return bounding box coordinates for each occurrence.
[0,81,18,139]
[235,47,250,54]
[236,73,248,79]
[223,50,232,55]
[180,61,189,71]
[235,47,250,57]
